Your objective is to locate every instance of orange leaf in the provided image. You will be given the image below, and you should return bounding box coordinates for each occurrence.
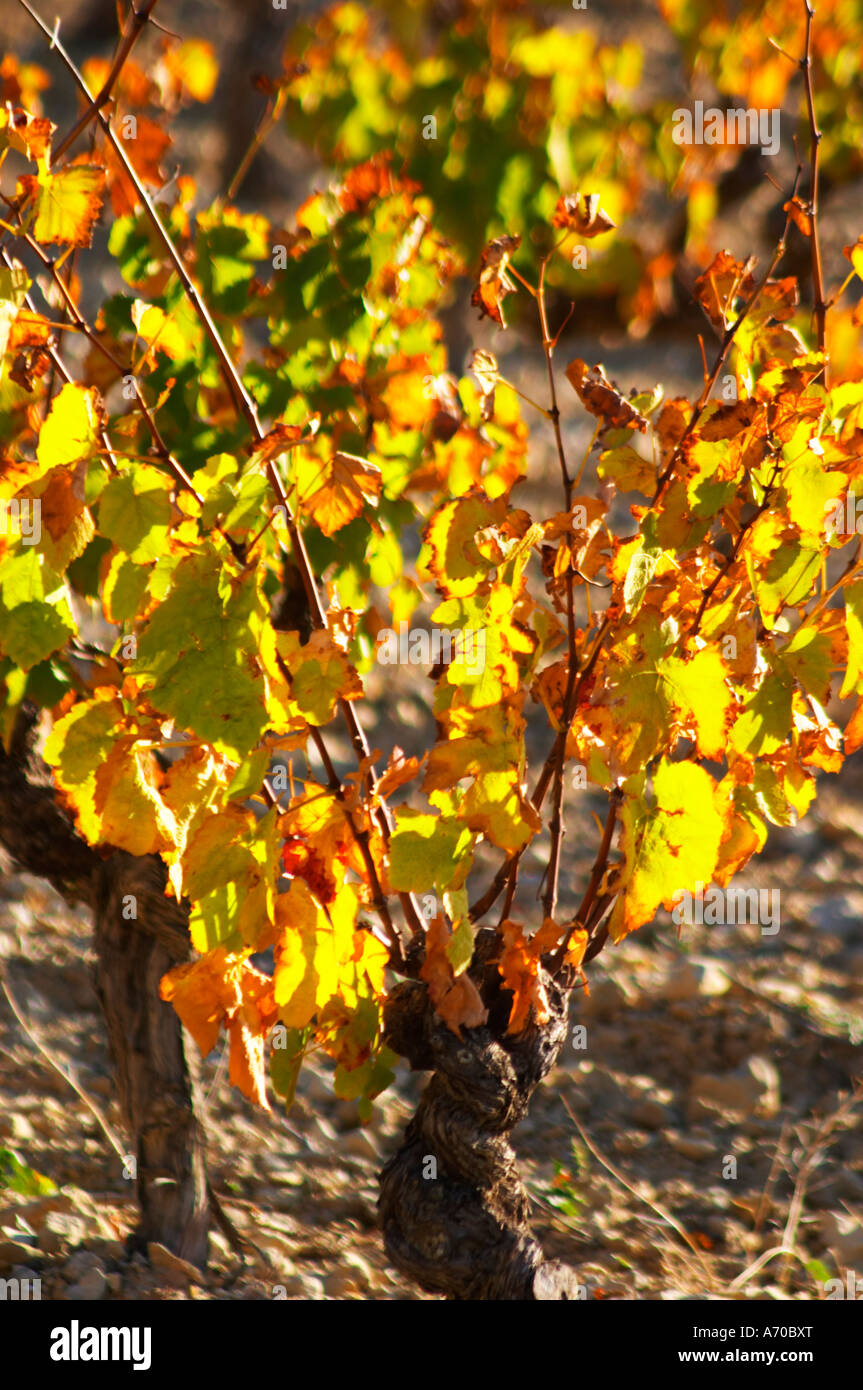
[436,973,487,1035]
[498,920,552,1034]
[552,192,616,239]
[471,234,522,328]
[1,106,54,161]
[303,451,381,536]
[845,696,863,755]
[565,359,648,433]
[420,915,488,1037]
[783,197,812,238]
[377,746,426,799]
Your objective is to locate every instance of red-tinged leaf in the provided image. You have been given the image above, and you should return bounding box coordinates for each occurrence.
[565,359,649,432]
[377,746,426,799]
[337,155,406,212]
[0,106,54,161]
[694,251,757,331]
[784,197,812,238]
[844,696,863,755]
[552,192,616,238]
[420,915,487,1037]
[471,234,522,327]
[498,919,553,1035]
[301,451,381,536]
[18,161,106,247]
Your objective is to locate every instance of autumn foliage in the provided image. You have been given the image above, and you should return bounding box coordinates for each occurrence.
[2,0,863,1140]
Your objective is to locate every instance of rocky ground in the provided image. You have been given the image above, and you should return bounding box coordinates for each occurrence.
[1,743,861,1302]
[1,0,861,1304]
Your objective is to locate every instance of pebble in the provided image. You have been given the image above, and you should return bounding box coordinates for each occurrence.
[340,1128,380,1161]
[631,1098,672,1131]
[9,1114,36,1142]
[819,1212,863,1267]
[689,1055,780,1119]
[147,1242,206,1288]
[277,1272,326,1299]
[63,1251,106,1280]
[660,961,730,1002]
[66,1267,108,1301]
[667,1133,716,1161]
[325,1271,363,1298]
[307,1114,339,1144]
[342,1251,373,1285]
[41,1212,88,1247]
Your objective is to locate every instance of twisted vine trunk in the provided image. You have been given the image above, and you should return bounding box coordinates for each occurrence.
[379,930,579,1300]
[0,705,208,1268]
[91,854,209,1268]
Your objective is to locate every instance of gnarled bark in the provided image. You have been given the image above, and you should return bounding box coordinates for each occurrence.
[0,705,208,1268]
[379,929,579,1300]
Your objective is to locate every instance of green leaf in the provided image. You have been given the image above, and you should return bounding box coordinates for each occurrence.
[130,552,270,757]
[98,465,174,563]
[730,670,794,758]
[388,809,474,892]
[611,759,727,940]
[0,1146,57,1196]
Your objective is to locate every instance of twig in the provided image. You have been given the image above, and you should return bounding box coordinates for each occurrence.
[800,0,828,384]
[52,0,162,162]
[0,965,127,1160]
[19,0,421,959]
[225,89,286,204]
[777,1082,863,1287]
[535,251,577,921]
[550,787,622,974]
[561,1096,718,1289]
[728,1244,803,1291]
[470,615,612,924]
[653,165,803,503]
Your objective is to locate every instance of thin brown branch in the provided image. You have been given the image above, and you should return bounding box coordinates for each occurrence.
[536,251,578,921]
[471,615,612,924]
[0,243,121,473]
[52,0,162,163]
[550,786,622,974]
[225,89,286,204]
[653,165,803,503]
[561,1096,718,1287]
[0,967,127,1158]
[800,0,828,384]
[19,0,424,952]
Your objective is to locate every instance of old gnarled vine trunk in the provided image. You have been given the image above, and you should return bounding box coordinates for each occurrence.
[0,705,209,1268]
[379,929,579,1300]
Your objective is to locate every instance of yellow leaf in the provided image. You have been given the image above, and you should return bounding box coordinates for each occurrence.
[93,742,176,856]
[131,299,187,359]
[610,760,727,941]
[36,383,101,478]
[19,162,105,247]
[301,451,381,536]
